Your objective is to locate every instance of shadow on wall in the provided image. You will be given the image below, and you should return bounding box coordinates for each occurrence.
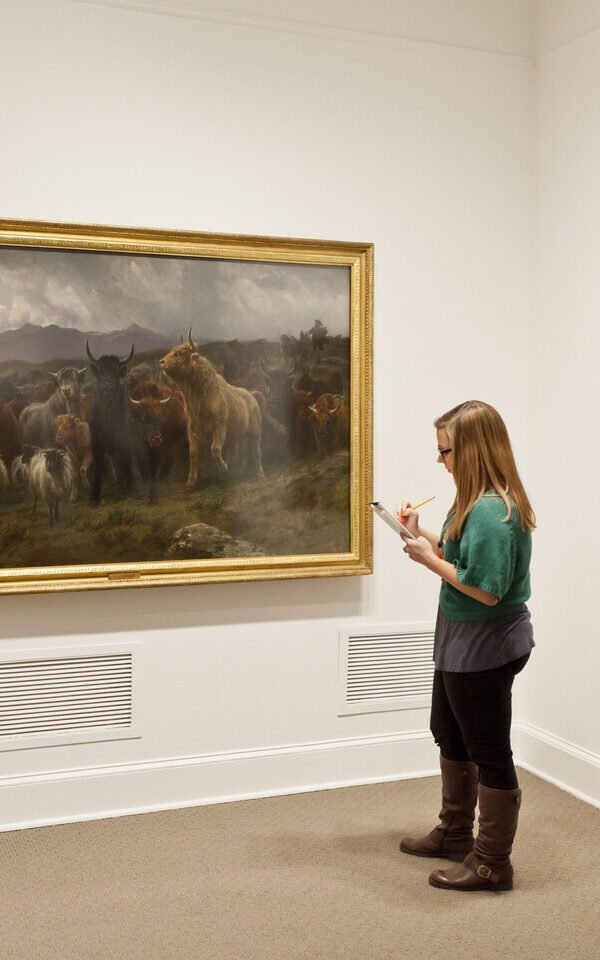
[0,575,366,641]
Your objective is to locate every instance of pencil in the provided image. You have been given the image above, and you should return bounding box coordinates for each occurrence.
[412,497,436,510]
[396,496,436,522]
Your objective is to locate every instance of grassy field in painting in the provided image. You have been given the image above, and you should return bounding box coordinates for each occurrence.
[0,336,351,568]
[0,452,350,569]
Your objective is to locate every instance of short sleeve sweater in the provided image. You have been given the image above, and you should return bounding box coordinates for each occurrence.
[439,493,532,623]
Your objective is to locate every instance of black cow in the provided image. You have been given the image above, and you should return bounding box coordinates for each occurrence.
[86,343,158,504]
[260,360,296,430]
[296,366,344,403]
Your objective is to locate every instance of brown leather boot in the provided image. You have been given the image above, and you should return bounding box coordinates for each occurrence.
[399,755,479,862]
[428,783,522,891]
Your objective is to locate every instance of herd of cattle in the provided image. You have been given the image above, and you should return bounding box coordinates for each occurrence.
[0,332,349,525]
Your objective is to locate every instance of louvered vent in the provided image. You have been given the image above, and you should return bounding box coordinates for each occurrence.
[0,651,135,746]
[338,623,435,715]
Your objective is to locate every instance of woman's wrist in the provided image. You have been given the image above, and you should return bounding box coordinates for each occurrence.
[425,552,445,575]
[417,526,441,555]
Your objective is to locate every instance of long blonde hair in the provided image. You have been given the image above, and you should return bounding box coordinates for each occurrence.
[434,400,536,540]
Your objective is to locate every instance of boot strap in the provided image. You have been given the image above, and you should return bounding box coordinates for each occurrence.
[464,853,501,885]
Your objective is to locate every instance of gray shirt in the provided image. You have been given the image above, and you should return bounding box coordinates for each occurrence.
[433,603,535,672]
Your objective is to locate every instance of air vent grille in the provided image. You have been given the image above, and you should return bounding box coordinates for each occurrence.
[339,623,435,715]
[0,653,133,739]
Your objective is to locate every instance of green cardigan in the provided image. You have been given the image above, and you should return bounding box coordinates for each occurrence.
[439,493,532,622]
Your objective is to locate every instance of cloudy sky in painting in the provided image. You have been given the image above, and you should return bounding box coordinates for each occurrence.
[0,247,350,341]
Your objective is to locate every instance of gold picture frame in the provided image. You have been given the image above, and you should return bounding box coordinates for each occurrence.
[0,218,373,594]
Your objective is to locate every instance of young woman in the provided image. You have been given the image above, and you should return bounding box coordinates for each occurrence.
[396,400,535,892]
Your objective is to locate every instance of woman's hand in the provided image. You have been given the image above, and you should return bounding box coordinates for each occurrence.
[400,533,436,567]
[396,500,419,537]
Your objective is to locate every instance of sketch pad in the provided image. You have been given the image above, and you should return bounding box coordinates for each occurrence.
[370,502,417,539]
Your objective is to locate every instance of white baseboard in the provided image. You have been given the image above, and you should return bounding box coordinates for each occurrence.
[512,720,600,808]
[0,730,440,832]
[2,720,597,832]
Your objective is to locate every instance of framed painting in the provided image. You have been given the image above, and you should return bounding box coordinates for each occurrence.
[0,218,373,594]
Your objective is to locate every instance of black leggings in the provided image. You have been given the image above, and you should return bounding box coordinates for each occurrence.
[430,653,530,790]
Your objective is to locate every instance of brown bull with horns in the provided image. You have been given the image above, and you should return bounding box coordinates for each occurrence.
[160,330,264,489]
[127,381,188,480]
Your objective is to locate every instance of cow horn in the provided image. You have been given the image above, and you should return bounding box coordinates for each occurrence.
[76,366,87,376]
[86,341,98,363]
[120,344,135,365]
[46,370,59,381]
[160,390,174,405]
[308,405,317,414]
[188,327,195,348]
[128,394,141,406]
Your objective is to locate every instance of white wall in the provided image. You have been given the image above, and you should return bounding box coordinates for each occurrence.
[75,0,535,56]
[535,0,600,54]
[0,0,541,828]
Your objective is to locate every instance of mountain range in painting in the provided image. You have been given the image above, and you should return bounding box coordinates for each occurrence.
[0,322,174,363]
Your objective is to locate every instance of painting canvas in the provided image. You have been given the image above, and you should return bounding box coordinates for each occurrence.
[0,220,372,593]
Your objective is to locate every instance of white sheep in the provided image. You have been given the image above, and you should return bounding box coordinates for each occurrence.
[11,444,39,486]
[29,448,74,525]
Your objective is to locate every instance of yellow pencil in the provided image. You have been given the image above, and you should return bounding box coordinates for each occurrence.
[396,496,436,520]
[412,496,436,510]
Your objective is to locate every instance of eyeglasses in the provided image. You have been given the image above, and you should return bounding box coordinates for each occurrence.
[437,447,452,459]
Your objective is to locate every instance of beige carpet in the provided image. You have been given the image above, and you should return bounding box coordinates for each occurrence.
[1,767,598,960]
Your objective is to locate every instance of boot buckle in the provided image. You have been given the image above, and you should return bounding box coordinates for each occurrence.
[476,864,492,879]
